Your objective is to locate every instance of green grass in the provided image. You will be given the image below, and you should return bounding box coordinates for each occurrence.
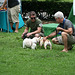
[0,27,75,75]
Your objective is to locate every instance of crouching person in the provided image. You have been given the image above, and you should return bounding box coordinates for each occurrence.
[22,11,44,39]
[43,11,75,52]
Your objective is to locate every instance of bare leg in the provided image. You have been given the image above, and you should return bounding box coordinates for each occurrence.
[35,34,39,38]
[52,38,60,45]
[61,32,68,52]
[15,22,19,33]
[52,35,68,52]
[10,22,13,29]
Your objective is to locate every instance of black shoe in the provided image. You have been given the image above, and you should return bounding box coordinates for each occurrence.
[23,33,27,40]
[68,46,73,50]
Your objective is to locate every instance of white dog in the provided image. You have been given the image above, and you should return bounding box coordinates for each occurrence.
[32,37,40,44]
[39,37,52,50]
[23,37,40,49]
[23,38,36,49]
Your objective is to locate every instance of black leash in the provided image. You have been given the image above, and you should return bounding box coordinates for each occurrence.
[56,29,58,40]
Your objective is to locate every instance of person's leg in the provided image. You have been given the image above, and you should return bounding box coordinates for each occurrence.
[52,35,68,52]
[52,33,75,52]
[52,36,64,45]
[15,22,19,33]
[52,38,60,45]
[61,32,68,52]
[14,5,20,32]
[35,33,44,37]
[67,34,75,50]
[35,34,39,37]
[10,22,13,29]
[8,8,13,30]
[10,5,20,33]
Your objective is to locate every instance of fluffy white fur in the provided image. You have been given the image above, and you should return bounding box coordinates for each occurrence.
[23,38,36,49]
[32,37,40,43]
[23,37,40,49]
[39,37,52,50]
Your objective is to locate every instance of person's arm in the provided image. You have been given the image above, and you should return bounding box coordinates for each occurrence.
[43,31,56,41]
[22,27,29,38]
[57,27,73,35]
[26,27,42,37]
[46,31,56,39]
[23,27,29,34]
[0,0,7,9]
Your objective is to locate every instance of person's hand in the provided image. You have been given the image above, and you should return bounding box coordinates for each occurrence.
[21,32,25,38]
[26,33,32,37]
[43,37,47,42]
[57,27,63,31]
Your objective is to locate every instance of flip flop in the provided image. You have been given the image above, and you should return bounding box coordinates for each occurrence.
[61,50,68,52]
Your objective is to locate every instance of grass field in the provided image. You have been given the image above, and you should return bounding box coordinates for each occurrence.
[0,27,75,75]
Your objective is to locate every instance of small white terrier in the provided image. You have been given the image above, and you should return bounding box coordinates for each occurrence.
[39,37,52,50]
[32,37,40,44]
[23,37,40,49]
[23,38,36,49]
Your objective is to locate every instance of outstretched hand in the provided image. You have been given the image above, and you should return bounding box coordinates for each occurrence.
[21,32,25,38]
[26,33,32,37]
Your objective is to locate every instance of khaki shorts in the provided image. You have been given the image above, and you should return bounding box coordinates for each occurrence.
[56,34,75,45]
[8,5,20,23]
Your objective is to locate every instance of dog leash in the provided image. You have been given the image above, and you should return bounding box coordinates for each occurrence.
[56,29,58,40]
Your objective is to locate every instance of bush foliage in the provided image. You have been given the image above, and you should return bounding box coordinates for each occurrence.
[22,1,73,20]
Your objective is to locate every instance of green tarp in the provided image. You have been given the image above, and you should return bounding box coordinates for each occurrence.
[68,6,75,25]
[43,23,58,36]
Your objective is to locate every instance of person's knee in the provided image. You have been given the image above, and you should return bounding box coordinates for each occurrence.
[52,38,56,44]
[61,32,67,37]
[35,34,39,37]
